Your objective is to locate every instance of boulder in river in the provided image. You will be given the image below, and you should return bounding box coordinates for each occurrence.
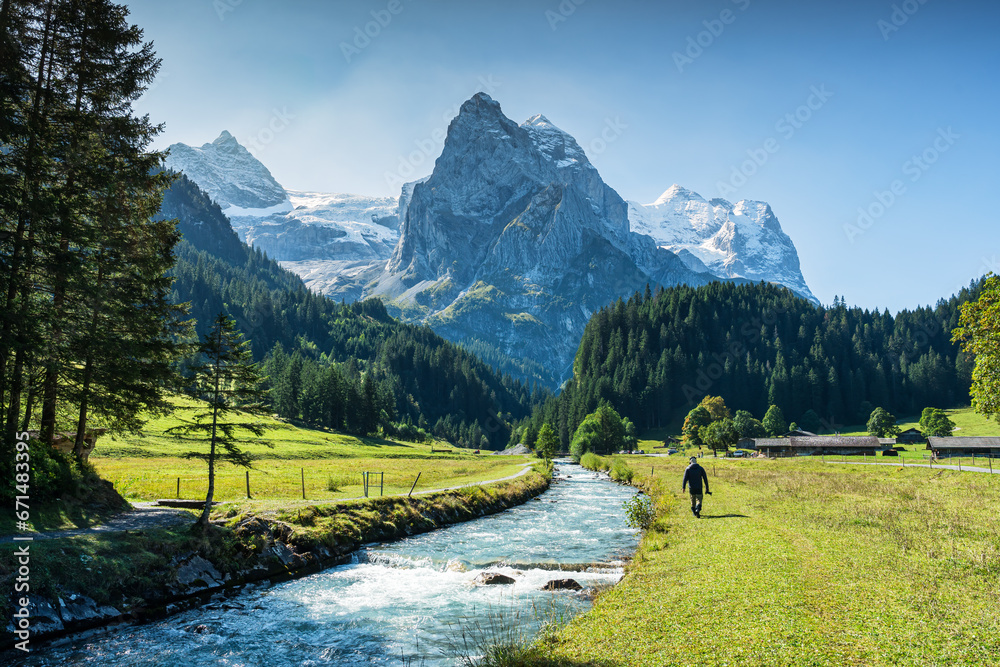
[542,578,583,591]
[475,572,516,585]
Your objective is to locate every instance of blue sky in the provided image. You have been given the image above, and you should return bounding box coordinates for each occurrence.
[128,0,1000,313]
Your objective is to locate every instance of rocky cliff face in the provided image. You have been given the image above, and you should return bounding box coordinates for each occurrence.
[164,102,816,386]
[366,94,717,382]
[628,185,816,302]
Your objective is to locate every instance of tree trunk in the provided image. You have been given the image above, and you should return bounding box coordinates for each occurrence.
[41,3,91,446]
[198,325,225,528]
[74,263,103,460]
[2,0,55,441]
[20,372,36,432]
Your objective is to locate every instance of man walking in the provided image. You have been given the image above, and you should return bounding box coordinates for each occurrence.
[682,456,711,518]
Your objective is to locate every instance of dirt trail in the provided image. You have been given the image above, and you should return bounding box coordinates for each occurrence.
[1,463,535,543]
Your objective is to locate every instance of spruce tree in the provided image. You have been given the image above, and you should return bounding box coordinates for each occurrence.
[167,314,271,528]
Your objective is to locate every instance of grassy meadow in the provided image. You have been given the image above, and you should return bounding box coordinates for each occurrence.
[540,454,1000,666]
[88,396,530,508]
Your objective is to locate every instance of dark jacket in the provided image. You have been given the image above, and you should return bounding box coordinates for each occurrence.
[682,463,709,494]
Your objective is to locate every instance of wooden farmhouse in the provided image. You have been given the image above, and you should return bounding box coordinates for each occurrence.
[896,427,926,445]
[926,436,1000,458]
[747,435,883,457]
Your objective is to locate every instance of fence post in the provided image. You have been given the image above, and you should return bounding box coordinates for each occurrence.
[408,472,421,497]
[246,470,251,499]
[176,477,180,499]
[301,467,306,500]
[380,472,384,497]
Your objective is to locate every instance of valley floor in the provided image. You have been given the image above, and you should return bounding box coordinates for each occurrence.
[542,456,1000,666]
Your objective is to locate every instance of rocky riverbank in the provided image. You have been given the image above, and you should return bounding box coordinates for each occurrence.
[2,466,550,651]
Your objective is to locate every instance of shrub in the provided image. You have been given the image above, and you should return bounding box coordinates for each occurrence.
[0,438,80,504]
[608,456,634,483]
[623,494,655,530]
[579,452,606,472]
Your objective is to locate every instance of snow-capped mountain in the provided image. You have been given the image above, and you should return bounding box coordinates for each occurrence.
[163,101,817,385]
[165,132,400,295]
[366,93,717,382]
[165,131,292,215]
[628,185,816,302]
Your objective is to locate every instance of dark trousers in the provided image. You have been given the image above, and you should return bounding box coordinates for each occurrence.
[690,492,703,513]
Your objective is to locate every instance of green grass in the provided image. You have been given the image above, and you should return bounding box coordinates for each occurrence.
[540,455,1000,666]
[87,396,529,506]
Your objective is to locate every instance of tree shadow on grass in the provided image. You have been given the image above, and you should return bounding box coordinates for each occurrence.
[701,513,749,519]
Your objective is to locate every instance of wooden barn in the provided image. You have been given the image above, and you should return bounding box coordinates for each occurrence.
[926,436,1000,458]
[896,428,926,445]
[747,435,883,457]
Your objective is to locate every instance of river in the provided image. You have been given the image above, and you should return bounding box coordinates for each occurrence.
[21,462,640,666]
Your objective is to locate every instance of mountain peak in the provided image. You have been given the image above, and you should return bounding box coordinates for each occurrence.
[165,132,290,212]
[524,113,552,127]
[213,130,238,145]
[651,184,704,206]
[457,92,504,120]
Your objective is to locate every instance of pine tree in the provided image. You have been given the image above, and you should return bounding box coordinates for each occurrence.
[167,314,272,528]
[1,0,180,454]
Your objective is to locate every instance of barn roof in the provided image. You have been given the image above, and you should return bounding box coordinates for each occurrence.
[926,436,1000,449]
[751,436,881,449]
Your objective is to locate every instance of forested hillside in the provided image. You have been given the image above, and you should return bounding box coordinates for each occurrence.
[521,281,978,447]
[163,175,539,448]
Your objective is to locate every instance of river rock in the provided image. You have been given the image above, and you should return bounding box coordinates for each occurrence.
[446,559,470,573]
[58,594,121,630]
[174,554,224,590]
[541,579,583,591]
[6,596,64,637]
[475,572,516,585]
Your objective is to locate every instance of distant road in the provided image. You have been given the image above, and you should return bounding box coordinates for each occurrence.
[828,460,998,474]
